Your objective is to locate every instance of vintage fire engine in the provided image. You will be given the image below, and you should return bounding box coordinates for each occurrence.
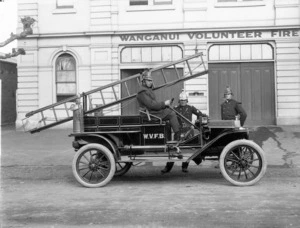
[23,52,267,188]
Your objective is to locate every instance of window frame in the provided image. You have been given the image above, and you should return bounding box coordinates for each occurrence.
[208,43,274,62]
[55,54,77,102]
[120,45,183,63]
[129,0,172,6]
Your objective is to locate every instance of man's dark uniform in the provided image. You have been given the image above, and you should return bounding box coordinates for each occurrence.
[136,72,180,136]
[221,98,247,126]
[175,105,203,135]
[137,86,180,134]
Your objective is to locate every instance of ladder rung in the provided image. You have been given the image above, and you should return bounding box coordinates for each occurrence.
[186,60,193,76]
[123,82,130,97]
[112,86,118,101]
[41,111,46,126]
[136,77,141,86]
[173,64,180,79]
[52,108,58,121]
[161,69,167,83]
[100,90,105,105]
[88,95,93,110]
[200,55,206,71]
[64,103,70,117]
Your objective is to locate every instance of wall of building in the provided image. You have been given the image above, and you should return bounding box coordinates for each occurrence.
[16,0,300,128]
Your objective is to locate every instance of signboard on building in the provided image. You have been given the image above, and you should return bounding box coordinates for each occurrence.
[119,29,300,42]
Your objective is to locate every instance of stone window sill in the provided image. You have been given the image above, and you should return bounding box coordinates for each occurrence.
[52,8,77,15]
[215,1,266,8]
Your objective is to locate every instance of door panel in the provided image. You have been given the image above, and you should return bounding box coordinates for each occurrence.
[121,69,141,115]
[241,63,275,125]
[209,62,275,126]
[208,63,240,120]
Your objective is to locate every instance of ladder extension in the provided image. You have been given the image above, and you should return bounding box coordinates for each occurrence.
[23,52,208,133]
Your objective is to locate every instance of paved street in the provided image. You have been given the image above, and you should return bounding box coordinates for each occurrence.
[1,125,300,228]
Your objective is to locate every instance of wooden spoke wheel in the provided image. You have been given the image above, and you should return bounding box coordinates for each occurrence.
[72,144,116,188]
[115,162,132,176]
[220,140,267,186]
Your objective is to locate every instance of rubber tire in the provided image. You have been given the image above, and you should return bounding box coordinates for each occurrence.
[72,143,116,188]
[115,162,132,176]
[219,139,267,186]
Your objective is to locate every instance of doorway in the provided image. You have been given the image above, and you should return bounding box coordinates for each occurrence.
[208,62,275,126]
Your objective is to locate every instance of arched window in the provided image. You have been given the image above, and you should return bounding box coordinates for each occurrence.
[55,54,76,102]
[208,43,273,61]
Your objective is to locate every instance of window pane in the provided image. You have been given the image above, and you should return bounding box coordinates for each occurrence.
[230,45,240,60]
[154,0,172,5]
[130,0,148,5]
[262,44,273,59]
[162,46,172,62]
[209,45,220,61]
[152,47,162,62]
[131,48,142,62]
[142,47,152,62]
[251,44,262,59]
[241,45,251,60]
[219,45,230,60]
[57,95,74,102]
[56,56,75,70]
[121,48,132,63]
[57,71,76,82]
[172,46,183,61]
[57,83,76,94]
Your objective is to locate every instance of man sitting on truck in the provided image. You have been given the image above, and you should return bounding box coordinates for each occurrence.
[136,69,181,142]
[161,90,207,173]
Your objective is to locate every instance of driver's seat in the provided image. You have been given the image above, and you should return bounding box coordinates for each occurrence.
[139,109,164,124]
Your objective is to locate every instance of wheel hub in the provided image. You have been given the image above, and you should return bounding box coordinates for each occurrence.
[240,159,248,168]
[89,162,99,171]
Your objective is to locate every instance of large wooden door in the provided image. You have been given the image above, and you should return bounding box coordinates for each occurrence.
[208,62,275,126]
[240,63,275,125]
[121,68,183,115]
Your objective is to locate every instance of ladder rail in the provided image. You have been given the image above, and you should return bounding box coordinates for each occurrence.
[82,52,204,97]
[25,95,77,118]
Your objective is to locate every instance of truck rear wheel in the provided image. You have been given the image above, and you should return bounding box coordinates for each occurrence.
[219,139,267,186]
[72,143,116,188]
[115,162,132,176]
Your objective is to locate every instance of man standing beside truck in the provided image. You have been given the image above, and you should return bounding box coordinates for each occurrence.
[221,86,247,126]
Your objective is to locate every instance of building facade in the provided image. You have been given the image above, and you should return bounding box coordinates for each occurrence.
[16,0,300,128]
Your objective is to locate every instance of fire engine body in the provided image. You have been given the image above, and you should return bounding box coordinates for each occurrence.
[24,52,267,188]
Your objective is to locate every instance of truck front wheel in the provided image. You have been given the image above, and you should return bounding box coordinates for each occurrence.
[219,139,267,186]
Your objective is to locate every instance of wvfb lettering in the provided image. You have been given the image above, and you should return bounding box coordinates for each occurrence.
[143,133,164,139]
